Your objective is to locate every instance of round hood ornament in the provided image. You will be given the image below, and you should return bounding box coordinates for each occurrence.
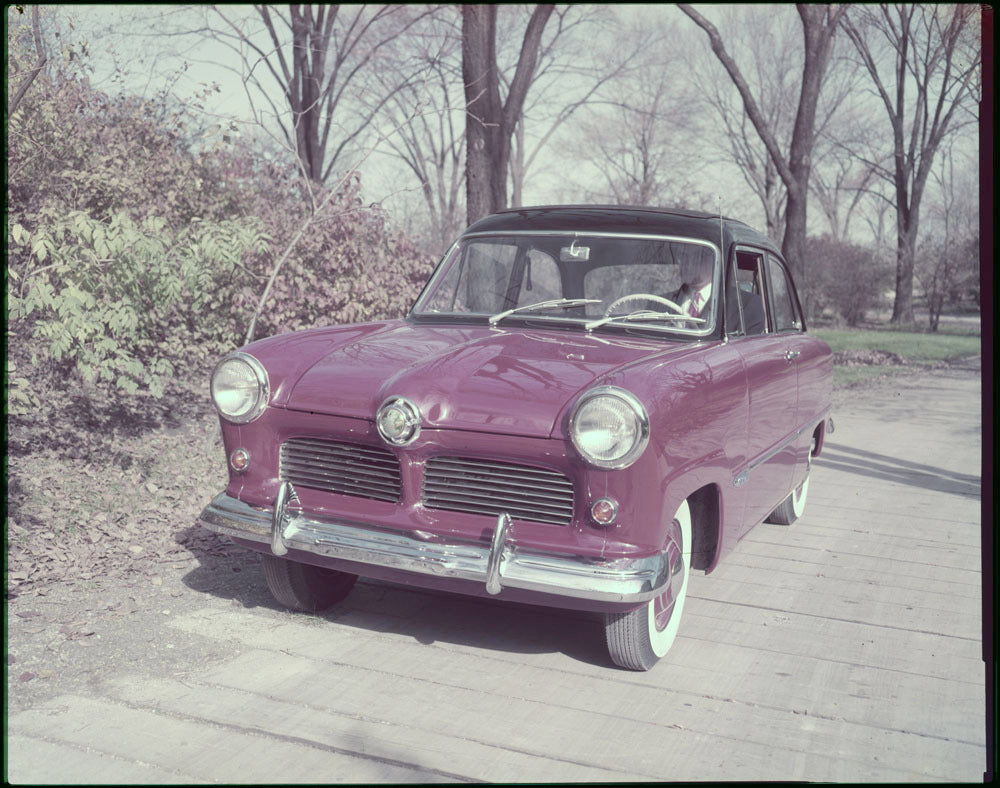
[376,396,421,446]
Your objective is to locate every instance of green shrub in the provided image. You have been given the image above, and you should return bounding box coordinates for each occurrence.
[7,211,268,405]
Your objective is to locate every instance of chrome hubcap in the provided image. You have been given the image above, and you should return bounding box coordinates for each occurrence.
[653,518,683,631]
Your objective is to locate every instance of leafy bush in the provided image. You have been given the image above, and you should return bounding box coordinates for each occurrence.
[804,236,893,326]
[229,172,435,341]
[7,211,269,407]
[915,235,978,331]
[6,42,433,422]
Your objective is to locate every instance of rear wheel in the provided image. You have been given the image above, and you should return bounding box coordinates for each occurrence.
[604,500,692,671]
[261,554,357,612]
[766,474,810,525]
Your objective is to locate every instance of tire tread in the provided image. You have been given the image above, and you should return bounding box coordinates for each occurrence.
[261,554,357,612]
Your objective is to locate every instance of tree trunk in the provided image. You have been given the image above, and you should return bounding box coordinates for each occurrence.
[462,4,554,225]
[780,5,843,282]
[678,4,845,283]
[462,5,501,223]
[891,218,920,324]
[510,120,525,208]
[781,185,809,283]
[841,5,980,327]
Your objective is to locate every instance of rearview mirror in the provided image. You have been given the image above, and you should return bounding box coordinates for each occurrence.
[560,243,590,262]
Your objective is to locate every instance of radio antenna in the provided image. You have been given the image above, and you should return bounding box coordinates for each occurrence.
[718,194,724,253]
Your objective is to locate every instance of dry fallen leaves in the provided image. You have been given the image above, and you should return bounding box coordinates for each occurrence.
[7,409,231,597]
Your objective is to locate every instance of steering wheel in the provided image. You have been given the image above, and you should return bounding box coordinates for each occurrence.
[603,293,686,318]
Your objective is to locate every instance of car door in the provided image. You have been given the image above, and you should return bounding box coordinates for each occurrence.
[766,253,829,491]
[727,249,801,532]
[763,253,816,510]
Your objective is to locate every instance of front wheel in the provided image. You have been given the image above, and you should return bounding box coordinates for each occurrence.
[261,554,357,612]
[604,500,692,671]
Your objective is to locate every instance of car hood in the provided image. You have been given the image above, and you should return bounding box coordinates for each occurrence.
[278,321,689,438]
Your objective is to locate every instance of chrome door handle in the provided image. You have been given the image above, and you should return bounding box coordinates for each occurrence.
[784,350,800,361]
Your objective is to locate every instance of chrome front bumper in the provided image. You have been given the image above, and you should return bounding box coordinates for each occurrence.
[198,484,675,605]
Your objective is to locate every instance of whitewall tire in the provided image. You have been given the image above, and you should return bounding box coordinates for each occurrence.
[766,474,810,526]
[604,499,692,671]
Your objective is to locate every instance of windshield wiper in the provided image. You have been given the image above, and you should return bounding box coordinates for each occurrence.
[488,298,601,326]
[584,310,706,332]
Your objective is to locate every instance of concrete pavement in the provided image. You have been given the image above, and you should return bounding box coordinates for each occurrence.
[7,364,987,783]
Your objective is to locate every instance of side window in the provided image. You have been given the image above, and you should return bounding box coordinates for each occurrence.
[727,250,768,336]
[515,249,562,305]
[766,255,802,332]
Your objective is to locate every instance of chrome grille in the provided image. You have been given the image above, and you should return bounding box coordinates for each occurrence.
[422,457,574,525]
[280,438,401,503]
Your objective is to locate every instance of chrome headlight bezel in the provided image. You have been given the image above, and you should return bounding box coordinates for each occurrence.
[210,352,270,425]
[569,386,650,470]
[376,395,422,446]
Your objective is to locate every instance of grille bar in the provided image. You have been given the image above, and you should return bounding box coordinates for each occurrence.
[422,481,572,508]
[280,438,402,503]
[422,457,574,526]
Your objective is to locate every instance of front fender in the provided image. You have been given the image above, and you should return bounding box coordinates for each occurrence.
[587,342,748,565]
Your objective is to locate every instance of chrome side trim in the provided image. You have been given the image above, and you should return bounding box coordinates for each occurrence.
[198,493,669,604]
[734,407,832,487]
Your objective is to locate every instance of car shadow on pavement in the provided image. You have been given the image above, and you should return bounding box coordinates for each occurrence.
[817,442,981,499]
[332,579,613,667]
[176,525,612,668]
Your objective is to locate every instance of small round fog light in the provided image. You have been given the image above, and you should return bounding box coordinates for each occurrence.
[376,396,421,446]
[590,497,619,526]
[229,448,251,473]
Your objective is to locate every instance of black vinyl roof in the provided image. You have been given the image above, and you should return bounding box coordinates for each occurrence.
[463,205,782,257]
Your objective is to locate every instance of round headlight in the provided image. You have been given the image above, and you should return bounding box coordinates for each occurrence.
[376,396,421,446]
[569,386,649,469]
[211,353,269,424]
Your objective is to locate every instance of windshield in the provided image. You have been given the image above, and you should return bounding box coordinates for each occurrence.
[412,233,720,336]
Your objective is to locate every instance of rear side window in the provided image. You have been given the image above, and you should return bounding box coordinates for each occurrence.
[728,250,768,336]
[767,255,802,332]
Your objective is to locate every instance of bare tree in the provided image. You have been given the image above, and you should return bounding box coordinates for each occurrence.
[205,5,437,189]
[502,5,634,208]
[679,4,847,282]
[809,118,886,241]
[841,4,981,324]
[691,8,801,238]
[7,6,48,118]
[915,144,979,331]
[569,21,708,208]
[364,9,466,253]
[462,4,554,224]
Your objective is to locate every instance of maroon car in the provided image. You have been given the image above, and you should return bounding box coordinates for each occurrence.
[199,205,833,670]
